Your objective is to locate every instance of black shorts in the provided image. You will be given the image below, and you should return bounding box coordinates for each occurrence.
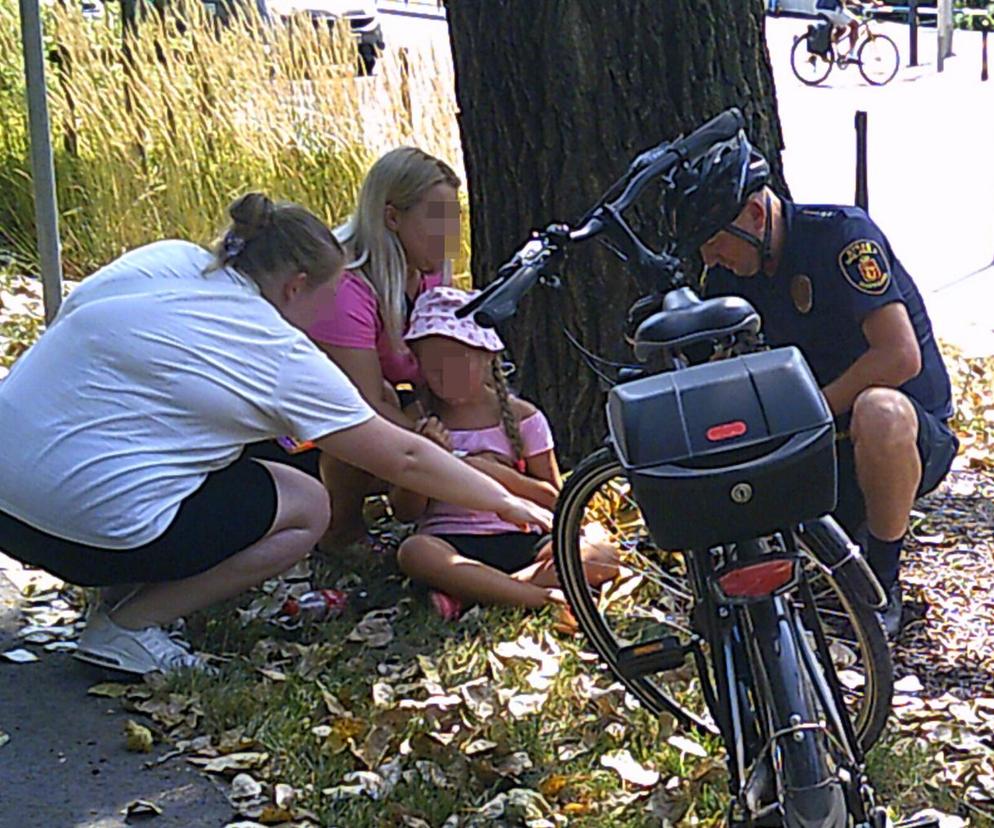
[243,439,321,478]
[0,452,280,587]
[834,395,959,534]
[435,532,550,575]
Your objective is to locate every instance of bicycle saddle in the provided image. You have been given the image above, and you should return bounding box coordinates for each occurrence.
[633,287,761,361]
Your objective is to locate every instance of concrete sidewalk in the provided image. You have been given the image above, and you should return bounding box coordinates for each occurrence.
[767,17,994,355]
[0,557,232,828]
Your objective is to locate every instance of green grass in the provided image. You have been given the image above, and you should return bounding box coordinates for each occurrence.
[867,732,977,823]
[151,549,732,826]
[0,0,469,279]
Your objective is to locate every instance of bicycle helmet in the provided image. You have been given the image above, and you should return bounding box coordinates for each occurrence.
[664,129,771,261]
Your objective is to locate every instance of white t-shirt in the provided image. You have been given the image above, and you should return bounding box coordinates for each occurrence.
[0,240,374,549]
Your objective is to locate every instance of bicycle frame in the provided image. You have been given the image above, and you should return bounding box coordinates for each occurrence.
[463,107,897,827]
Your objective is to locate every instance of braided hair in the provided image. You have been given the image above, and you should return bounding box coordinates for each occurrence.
[491,357,526,473]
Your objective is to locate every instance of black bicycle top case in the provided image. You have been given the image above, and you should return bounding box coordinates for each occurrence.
[606,346,836,549]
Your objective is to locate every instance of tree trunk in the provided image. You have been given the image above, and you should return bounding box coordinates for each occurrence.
[446,0,787,465]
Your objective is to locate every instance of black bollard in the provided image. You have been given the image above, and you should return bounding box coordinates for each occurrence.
[909,0,919,67]
[984,28,990,82]
[855,111,868,213]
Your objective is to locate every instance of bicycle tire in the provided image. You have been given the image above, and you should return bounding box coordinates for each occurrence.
[553,447,892,750]
[793,525,893,752]
[745,597,848,828]
[857,33,899,85]
[553,447,718,735]
[791,34,834,86]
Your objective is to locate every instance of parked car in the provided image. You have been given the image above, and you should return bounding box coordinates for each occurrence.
[81,0,104,20]
[264,0,385,74]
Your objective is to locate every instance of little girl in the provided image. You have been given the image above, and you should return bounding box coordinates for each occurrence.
[391,287,618,618]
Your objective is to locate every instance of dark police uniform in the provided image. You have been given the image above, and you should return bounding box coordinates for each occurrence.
[704,200,958,533]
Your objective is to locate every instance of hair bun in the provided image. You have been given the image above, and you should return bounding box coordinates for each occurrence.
[228,192,275,242]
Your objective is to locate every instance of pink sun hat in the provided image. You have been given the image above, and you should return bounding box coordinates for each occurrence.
[405,286,505,353]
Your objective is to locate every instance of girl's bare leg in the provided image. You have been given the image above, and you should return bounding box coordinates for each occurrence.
[513,540,619,589]
[397,535,557,608]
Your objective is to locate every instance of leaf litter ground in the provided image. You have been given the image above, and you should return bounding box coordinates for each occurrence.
[2,270,994,825]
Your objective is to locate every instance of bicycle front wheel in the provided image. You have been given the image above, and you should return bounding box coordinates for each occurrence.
[791,35,834,86]
[858,33,899,85]
[553,447,718,736]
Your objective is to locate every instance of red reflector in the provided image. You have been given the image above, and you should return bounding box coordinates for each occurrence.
[706,420,748,442]
[718,559,795,599]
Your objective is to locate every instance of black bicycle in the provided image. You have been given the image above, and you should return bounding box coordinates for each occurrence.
[458,109,906,827]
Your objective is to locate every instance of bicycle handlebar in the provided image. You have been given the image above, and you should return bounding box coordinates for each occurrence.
[458,108,747,328]
[600,108,745,217]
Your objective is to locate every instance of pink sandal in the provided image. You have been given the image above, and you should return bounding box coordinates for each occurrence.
[429,591,463,621]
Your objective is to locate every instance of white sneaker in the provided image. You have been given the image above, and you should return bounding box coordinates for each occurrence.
[74,609,214,676]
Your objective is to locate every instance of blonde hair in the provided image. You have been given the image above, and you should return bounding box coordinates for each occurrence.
[335,147,460,347]
[212,192,344,293]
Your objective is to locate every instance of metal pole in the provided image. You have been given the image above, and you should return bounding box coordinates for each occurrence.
[937,0,952,72]
[18,0,63,324]
[983,29,990,82]
[855,111,868,213]
[942,0,954,58]
[908,0,919,67]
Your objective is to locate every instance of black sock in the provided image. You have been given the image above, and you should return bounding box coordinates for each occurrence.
[866,533,903,591]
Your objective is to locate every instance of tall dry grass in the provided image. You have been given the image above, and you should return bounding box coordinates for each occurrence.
[0,0,466,277]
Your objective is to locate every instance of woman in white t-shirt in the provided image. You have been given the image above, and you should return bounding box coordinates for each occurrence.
[0,193,550,676]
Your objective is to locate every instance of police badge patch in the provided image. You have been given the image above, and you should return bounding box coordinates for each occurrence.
[790,274,813,314]
[838,239,891,295]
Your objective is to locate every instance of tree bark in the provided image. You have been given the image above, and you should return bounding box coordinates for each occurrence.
[446,0,787,465]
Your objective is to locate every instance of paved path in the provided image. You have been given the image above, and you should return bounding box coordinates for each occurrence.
[0,560,232,828]
[768,16,994,354]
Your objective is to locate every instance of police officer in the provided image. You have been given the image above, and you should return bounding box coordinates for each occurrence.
[664,129,958,637]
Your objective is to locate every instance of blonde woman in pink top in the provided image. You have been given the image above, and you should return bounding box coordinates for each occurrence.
[307,147,462,551]
[390,288,619,619]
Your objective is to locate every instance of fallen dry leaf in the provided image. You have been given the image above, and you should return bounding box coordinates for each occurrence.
[191,752,270,775]
[273,783,296,810]
[461,738,497,756]
[124,720,154,753]
[121,799,162,819]
[666,734,708,758]
[1,648,38,663]
[88,682,130,698]
[347,611,395,648]
[893,675,925,694]
[506,692,548,718]
[600,749,660,787]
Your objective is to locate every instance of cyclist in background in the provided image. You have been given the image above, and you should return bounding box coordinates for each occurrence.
[817,0,860,56]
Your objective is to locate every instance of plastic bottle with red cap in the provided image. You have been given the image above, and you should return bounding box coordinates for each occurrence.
[280,589,349,621]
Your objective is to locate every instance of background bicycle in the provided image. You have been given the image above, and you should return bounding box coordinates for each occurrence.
[791,14,900,85]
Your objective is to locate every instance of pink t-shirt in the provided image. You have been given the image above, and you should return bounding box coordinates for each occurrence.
[308,270,445,385]
[419,410,556,536]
